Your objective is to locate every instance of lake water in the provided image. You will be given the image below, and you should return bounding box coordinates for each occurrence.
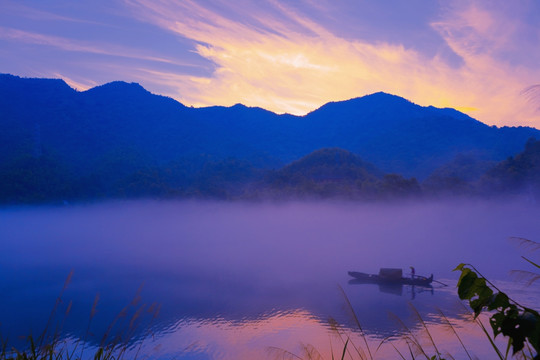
[1,199,540,359]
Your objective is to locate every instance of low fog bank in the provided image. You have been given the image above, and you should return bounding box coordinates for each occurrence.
[2,198,539,281]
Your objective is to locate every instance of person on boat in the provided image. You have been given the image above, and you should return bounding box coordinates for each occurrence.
[410,266,415,279]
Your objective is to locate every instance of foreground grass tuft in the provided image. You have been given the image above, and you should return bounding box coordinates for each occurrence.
[1,273,160,360]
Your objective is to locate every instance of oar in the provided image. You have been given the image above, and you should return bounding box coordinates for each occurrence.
[415,274,448,287]
[432,279,448,287]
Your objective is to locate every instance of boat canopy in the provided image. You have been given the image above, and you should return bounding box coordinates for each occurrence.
[378,268,402,280]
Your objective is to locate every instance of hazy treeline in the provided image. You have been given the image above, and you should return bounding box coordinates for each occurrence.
[1,138,539,204]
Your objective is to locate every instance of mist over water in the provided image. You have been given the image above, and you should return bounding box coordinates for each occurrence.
[3,199,537,276]
[2,199,540,359]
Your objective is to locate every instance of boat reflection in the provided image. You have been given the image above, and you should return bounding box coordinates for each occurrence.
[348,278,434,298]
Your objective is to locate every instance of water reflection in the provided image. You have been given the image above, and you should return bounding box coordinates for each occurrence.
[3,268,539,359]
[5,263,533,360]
[348,279,435,298]
[38,300,514,359]
[2,200,540,359]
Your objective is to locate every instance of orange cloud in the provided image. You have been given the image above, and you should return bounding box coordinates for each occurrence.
[124,1,540,127]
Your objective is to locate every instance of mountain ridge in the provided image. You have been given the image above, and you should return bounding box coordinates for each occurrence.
[1,73,539,180]
[1,73,521,125]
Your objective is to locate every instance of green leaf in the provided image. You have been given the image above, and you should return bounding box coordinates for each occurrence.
[453,263,466,271]
[500,316,526,354]
[487,292,510,311]
[457,270,493,310]
[457,270,477,299]
[490,312,505,336]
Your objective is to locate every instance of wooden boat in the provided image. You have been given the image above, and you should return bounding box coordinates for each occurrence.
[348,268,433,287]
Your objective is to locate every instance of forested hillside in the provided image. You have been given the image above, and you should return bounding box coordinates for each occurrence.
[1,74,539,203]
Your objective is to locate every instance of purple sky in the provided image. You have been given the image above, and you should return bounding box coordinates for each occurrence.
[1,0,540,127]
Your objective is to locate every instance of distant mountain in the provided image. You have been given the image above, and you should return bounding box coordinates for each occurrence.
[260,148,378,198]
[271,148,382,181]
[426,153,496,182]
[481,137,540,195]
[301,93,540,177]
[257,148,422,200]
[1,73,539,182]
[421,153,496,196]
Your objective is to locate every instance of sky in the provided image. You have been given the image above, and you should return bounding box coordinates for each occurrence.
[1,0,540,128]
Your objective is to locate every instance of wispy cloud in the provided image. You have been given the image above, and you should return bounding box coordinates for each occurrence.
[123,0,540,127]
[2,1,113,27]
[0,26,200,68]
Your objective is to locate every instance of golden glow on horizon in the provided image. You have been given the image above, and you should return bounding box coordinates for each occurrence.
[121,0,540,127]
[9,2,500,127]
[120,0,540,127]
[51,72,96,91]
[1,1,539,126]
[455,106,479,113]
